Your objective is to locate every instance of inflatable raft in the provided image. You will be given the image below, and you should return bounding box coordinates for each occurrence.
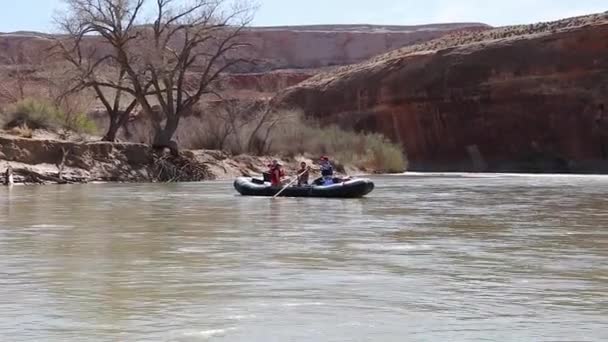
[233,177,375,198]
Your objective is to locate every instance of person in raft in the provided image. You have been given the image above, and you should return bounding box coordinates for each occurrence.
[267,160,285,187]
[297,162,311,186]
[318,156,334,185]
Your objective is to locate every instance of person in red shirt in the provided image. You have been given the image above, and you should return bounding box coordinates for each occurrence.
[268,160,285,187]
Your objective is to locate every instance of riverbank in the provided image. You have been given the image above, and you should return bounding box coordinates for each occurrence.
[0,132,362,185]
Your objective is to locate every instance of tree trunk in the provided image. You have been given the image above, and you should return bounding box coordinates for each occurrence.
[102,106,136,142]
[153,116,180,156]
[102,119,121,142]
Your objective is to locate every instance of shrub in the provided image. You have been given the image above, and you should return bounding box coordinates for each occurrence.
[175,104,408,173]
[361,133,407,173]
[54,93,98,135]
[61,111,97,135]
[1,98,96,134]
[2,98,60,130]
[177,102,300,156]
[267,120,408,173]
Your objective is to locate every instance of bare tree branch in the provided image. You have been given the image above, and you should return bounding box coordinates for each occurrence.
[58,0,256,150]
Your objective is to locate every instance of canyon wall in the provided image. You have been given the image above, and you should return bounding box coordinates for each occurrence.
[235,24,488,71]
[0,23,488,72]
[275,14,608,172]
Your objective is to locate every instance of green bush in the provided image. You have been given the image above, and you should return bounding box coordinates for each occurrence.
[62,111,97,135]
[1,98,96,134]
[2,98,60,130]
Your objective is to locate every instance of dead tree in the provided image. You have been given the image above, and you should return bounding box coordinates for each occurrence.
[53,18,140,142]
[59,0,254,152]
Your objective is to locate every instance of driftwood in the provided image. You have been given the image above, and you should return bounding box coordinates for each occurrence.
[13,168,71,185]
[152,153,213,182]
[56,147,70,180]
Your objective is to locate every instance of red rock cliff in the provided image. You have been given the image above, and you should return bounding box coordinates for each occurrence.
[275,14,608,172]
[0,24,487,105]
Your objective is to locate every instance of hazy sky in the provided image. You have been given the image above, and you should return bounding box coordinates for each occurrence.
[0,0,606,33]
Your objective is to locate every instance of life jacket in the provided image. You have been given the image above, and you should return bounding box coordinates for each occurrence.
[269,166,284,186]
[320,162,333,177]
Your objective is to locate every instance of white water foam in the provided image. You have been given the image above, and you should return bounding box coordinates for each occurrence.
[348,243,433,252]
[178,327,238,340]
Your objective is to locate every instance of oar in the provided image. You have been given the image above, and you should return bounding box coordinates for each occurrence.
[273,168,309,198]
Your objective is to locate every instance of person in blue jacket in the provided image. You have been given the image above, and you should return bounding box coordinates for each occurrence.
[319,156,334,185]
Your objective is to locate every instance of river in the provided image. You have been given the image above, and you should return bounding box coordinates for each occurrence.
[0,174,607,341]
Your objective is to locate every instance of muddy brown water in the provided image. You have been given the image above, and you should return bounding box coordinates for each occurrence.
[0,174,607,341]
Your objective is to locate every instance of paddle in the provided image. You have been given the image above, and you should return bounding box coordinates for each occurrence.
[273,168,310,198]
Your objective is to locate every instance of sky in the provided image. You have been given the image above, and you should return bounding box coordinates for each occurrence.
[0,0,606,33]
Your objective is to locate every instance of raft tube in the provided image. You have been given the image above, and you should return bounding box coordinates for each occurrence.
[234,177,375,198]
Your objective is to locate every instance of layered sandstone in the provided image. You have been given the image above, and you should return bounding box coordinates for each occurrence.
[275,14,608,173]
[0,23,488,105]
[0,23,488,71]
[234,24,488,71]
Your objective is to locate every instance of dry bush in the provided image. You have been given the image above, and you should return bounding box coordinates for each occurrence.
[44,63,98,135]
[177,101,295,155]
[2,98,62,130]
[0,60,97,136]
[1,97,96,135]
[54,93,97,135]
[174,102,408,172]
[8,124,33,138]
[178,106,237,151]
[178,115,226,151]
[266,115,408,173]
[362,133,408,173]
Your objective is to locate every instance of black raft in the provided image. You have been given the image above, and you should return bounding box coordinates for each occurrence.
[233,177,375,198]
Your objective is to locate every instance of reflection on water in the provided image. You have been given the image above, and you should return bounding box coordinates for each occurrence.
[1,174,607,341]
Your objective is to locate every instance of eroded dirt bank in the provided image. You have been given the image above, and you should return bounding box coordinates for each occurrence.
[0,134,360,185]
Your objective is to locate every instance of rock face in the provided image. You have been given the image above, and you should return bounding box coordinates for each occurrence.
[0,24,488,71]
[235,24,488,71]
[275,14,608,173]
[0,24,488,113]
[218,69,318,95]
